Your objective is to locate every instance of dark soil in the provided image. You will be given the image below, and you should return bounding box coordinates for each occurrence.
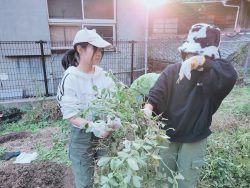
[0,132,31,144]
[0,162,74,188]
[0,128,74,188]
[0,108,23,125]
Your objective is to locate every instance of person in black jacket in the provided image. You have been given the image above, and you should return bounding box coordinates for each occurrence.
[143,23,237,188]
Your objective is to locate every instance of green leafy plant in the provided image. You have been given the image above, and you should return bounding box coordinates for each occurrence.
[80,75,179,188]
[36,130,70,165]
[0,147,7,156]
[219,86,250,117]
[198,85,250,187]
[0,101,63,135]
[198,128,250,188]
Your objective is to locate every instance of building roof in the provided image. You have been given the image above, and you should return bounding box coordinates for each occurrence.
[149,34,250,63]
[180,0,226,3]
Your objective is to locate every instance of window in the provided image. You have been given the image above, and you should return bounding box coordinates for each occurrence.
[47,0,116,49]
[84,0,114,19]
[49,25,81,48]
[47,0,82,19]
[152,18,178,34]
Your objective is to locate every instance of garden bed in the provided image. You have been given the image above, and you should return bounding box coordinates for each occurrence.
[0,85,249,188]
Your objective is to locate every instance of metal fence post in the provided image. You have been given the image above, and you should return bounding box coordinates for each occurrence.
[243,43,250,84]
[130,40,135,84]
[36,40,49,97]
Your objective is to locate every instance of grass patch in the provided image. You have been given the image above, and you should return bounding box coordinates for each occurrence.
[0,101,64,135]
[35,130,70,166]
[0,121,48,135]
[198,127,250,188]
[198,85,250,187]
[219,85,250,117]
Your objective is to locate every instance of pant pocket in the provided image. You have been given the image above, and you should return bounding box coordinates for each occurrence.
[70,127,92,149]
[191,159,204,170]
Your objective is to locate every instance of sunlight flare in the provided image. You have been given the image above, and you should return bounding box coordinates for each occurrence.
[138,0,167,8]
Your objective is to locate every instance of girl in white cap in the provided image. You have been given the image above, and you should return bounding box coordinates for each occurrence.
[57,28,117,188]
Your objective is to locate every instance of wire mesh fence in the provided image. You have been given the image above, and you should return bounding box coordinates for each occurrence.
[1,35,250,101]
[148,34,250,83]
[0,40,145,101]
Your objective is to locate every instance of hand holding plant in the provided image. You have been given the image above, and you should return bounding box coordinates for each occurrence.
[86,120,111,138]
[106,115,122,130]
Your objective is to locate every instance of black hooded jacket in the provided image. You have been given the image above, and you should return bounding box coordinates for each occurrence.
[147,59,237,143]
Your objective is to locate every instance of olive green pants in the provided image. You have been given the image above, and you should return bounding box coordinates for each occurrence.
[158,138,207,188]
[69,126,106,188]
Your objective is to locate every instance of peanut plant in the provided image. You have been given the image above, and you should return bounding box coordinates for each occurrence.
[81,74,181,188]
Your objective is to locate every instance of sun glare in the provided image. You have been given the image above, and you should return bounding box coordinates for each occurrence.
[138,0,167,9]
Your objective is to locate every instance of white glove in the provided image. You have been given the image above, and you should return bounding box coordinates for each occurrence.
[177,55,205,83]
[142,108,152,118]
[86,120,110,138]
[106,115,122,130]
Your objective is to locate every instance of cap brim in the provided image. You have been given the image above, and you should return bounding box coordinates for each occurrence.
[89,36,112,48]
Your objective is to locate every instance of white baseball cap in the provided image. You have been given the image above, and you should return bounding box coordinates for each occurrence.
[73,28,111,48]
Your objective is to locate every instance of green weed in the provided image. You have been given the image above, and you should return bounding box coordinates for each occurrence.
[0,101,65,135]
[0,147,7,156]
[35,130,70,166]
[219,85,250,117]
[198,127,250,188]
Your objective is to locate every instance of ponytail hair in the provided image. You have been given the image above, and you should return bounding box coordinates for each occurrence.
[61,49,79,70]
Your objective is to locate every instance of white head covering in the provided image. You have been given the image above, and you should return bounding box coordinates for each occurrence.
[73,28,111,48]
[179,23,221,59]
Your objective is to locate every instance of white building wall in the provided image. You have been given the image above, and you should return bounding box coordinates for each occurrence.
[116,0,147,41]
[0,0,50,41]
[0,0,147,99]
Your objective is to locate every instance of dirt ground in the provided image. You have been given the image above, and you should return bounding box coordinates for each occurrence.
[0,113,248,187]
[211,112,250,131]
[0,162,74,188]
[0,127,74,188]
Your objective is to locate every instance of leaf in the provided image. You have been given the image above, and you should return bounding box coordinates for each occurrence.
[132,176,141,188]
[110,158,122,170]
[123,148,131,153]
[97,157,111,167]
[130,124,138,129]
[92,85,98,92]
[157,146,169,149]
[175,173,184,180]
[109,178,119,186]
[152,154,162,160]
[124,175,131,184]
[117,151,129,158]
[132,142,141,150]
[120,182,128,188]
[102,184,110,188]
[143,145,152,150]
[123,140,131,149]
[108,173,113,179]
[167,177,173,184]
[159,134,170,139]
[127,158,139,171]
[100,176,109,185]
[136,157,147,166]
